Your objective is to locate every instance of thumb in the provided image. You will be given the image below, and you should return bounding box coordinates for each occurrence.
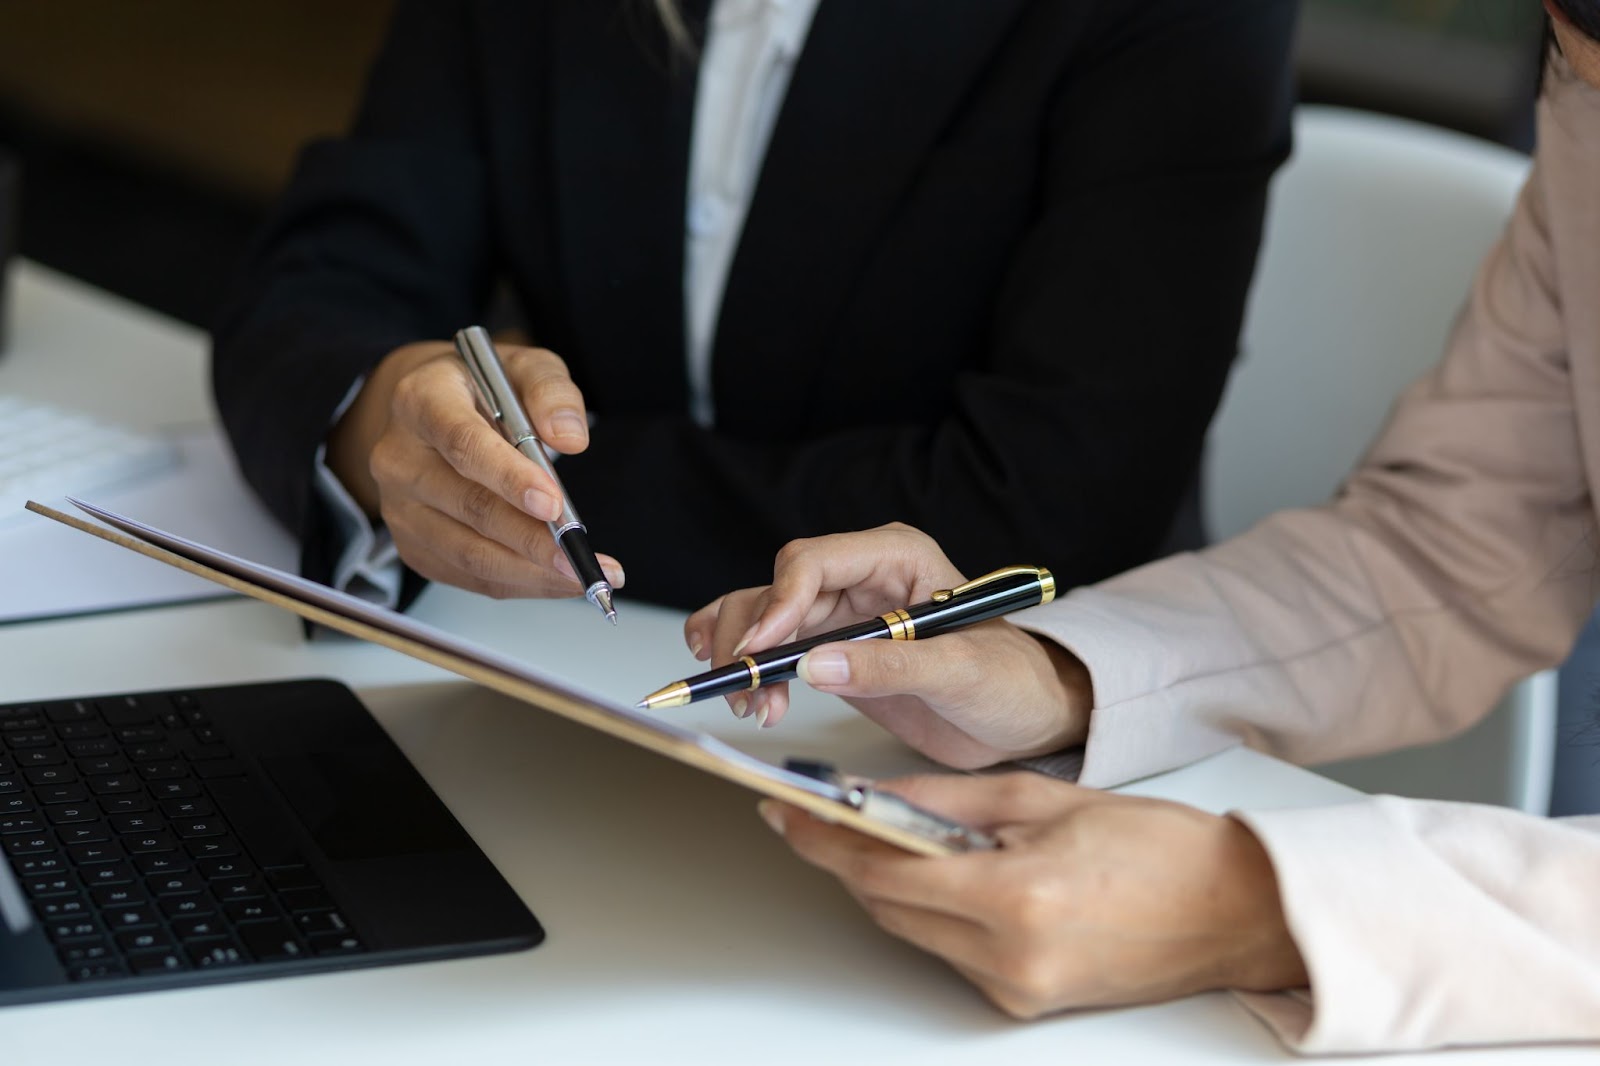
[796,637,977,702]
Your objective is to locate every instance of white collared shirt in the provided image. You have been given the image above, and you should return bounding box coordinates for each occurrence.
[317,0,823,604]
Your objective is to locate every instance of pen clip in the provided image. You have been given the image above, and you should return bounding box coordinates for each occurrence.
[930,565,1054,604]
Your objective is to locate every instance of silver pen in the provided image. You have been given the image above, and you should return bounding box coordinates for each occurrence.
[453,325,617,624]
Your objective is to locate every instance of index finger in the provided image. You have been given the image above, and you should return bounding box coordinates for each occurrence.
[503,346,590,455]
[400,363,565,522]
[739,524,964,653]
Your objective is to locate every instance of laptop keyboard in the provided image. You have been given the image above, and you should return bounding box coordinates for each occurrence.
[0,690,365,981]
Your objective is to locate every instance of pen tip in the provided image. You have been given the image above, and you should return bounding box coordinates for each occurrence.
[591,586,617,625]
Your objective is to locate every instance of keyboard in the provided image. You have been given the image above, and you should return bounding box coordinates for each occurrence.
[0,396,178,525]
[0,690,364,981]
[0,679,541,1007]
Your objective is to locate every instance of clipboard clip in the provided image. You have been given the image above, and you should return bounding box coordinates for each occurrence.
[783,759,999,853]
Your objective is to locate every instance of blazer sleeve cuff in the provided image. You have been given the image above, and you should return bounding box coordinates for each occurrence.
[1229,798,1600,1053]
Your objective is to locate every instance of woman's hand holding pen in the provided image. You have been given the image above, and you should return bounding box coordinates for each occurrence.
[758,772,1308,1018]
[682,523,1091,768]
[327,340,625,599]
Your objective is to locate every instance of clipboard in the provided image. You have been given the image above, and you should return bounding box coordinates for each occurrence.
[25,498,996,857]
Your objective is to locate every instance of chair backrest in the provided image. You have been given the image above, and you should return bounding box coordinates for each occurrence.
[1205,106,1555,814]
[1205,106,1530,539]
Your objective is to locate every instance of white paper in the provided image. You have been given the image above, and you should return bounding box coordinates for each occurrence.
[0,426,297,624]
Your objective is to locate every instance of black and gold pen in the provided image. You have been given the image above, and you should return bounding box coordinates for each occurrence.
[635,565,1055,710]
[454,325,617,624]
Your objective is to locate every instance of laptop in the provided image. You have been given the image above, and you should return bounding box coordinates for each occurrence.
[0,676,543,1006]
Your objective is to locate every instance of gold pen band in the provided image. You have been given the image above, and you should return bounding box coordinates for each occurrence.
[879,608,916,641]
[740,655,761,690]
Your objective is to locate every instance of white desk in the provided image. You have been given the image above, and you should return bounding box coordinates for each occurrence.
[1,264,1586,1064]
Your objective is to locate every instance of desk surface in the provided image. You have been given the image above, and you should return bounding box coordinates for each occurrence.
[1,263,1586,1064]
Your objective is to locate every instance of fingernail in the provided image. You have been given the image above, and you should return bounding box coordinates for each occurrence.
[605,563,626,588]
[756,704,770,729]
[731,622,760,658]
[730,695,749,718]
[758,800,786,835]
[798,650,849,686]
[524,489,560,521]
[687,635,704,659]
[550,410,588,442]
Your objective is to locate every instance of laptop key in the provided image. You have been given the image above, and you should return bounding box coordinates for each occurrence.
[79,862,135,887]
[109,812,164,834]
[86,774,139,795]
[134,854,189,877]
[172,915,227,941]
[237,920,304,961]
[91,884,147,907]
[0,814,45,834]
[14,854,67,877]
[149,780,201,799]
[44,803,99,825]
[66,961,127,981]
[65,738,117,759]
[294,911,350,937]
[99,795,153,815]
[103,904,160,930]
[160,895,215,920]
[48,917,101,941]
[55,722,107,740]
[125,832,179,854]
[213,878,267,902]
[24,767,76,787]
[33,895,89,921]
[137,762,190,782]
[0,795,33,814]
[186,938,247,968]
[223,899,277,923]
[307,933,364,956]
[185,837,241,861]
[57,938,113,964]
[24,873,76,896]
[4,834,55,856]
[0,772,19,792]
[147,871,205,896]
[197,857,254,881]
[160,797,213,819]
[126,949,188,975]
[99,696,153,725]
[37,784,89,804]
[66,841,124,865]
[116,928,175,953]
[58,823,112,846]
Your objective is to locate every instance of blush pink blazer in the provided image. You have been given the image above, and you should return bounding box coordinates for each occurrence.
[1020,56,1600,1053]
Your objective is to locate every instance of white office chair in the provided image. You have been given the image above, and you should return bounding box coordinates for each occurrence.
[1205,106,1556,814]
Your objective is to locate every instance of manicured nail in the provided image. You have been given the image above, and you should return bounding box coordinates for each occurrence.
[687,635,704,659]
[758,800,786,834]
[731,622,760,658]
[798,650,849,686]
[550,410,588,442]
[524,489,560,521]
[756,704,770,729]
[730,695,749,718]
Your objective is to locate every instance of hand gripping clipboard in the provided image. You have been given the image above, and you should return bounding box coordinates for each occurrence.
[26,499,997,857]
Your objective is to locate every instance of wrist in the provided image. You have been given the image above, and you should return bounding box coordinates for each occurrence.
[1210,816,1309,993]
[1028,634,1093,750]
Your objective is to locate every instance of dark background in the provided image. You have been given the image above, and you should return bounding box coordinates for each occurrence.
[0,0,1548,329]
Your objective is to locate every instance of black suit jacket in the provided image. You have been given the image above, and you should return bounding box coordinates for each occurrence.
[212,0,1297,609]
